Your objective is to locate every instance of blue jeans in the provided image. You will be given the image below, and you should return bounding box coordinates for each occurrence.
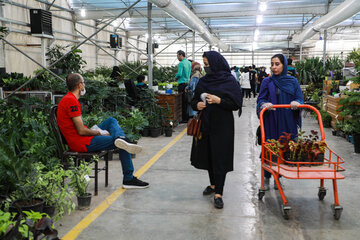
[86,117,134,181]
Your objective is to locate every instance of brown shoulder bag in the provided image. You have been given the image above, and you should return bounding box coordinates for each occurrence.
[187,111,202,138]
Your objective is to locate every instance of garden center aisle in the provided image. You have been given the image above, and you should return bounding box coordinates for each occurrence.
[57,100,360,240]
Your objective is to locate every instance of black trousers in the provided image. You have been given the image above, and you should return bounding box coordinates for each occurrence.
[178,83,188,122]
[250,82,256,98]
[208,161,227,195]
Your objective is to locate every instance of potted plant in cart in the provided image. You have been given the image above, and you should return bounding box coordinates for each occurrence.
[69,159,93,210]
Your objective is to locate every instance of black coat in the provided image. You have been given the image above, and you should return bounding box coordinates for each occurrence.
[190,87,240,174]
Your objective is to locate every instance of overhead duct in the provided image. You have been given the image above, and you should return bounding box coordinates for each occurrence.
[149,0,229,51]
[292,0,360,44]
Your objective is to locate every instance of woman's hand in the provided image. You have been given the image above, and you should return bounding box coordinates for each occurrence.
[290,101,300,110]
[206,94,221,104]
[197,101,206,110]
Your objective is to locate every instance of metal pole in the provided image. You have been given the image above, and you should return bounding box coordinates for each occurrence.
[147,1,153,88]
[252,50,254,65]
[114,49,118,66]
[0,3,5,70]
[41,38,46,67]
[95,21,99,67]
[2,38,64,81]
[300,44,303,61]
[136,35,140,61]
[323,29,327,68]
[4,0,141,99]
[192,31,195,61]
[185,38,187,57]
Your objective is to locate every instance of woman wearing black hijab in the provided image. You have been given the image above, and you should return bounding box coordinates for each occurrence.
[190,51,242,209]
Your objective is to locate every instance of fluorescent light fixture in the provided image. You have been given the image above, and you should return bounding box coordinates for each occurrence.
[80,8,86,17]
[259,2,267,12]
[256,15,263,24]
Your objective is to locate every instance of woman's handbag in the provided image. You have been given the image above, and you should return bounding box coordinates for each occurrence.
[187,111,202,138]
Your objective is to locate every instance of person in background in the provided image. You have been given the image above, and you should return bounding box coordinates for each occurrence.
[186,62,203,118]
[175,50,192,122]
[57,73,149,189]
[249,65,258,98]
[109,66,123,87]
[257,67,268,93]
[287,58,299,77]
[190,51,242,209]
[256,54,304,190]
[136,75,148,89]
[230,66,237,80]
[234,66,241,83]
[240,67,251,100]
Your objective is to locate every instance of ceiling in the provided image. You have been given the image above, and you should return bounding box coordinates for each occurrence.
[66,0,360,51]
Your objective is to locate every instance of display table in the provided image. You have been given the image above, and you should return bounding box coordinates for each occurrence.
[155,93,182,125]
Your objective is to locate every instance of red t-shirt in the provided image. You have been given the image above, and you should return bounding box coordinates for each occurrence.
[57,92,94,152]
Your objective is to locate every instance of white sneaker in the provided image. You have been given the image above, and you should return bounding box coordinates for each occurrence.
[114,138,142,154]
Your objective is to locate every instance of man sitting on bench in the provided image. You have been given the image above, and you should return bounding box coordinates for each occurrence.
[57,73,149,189]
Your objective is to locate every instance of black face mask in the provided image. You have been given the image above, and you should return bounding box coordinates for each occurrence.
[204,67,213,75]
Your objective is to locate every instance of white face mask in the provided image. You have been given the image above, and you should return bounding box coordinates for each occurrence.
[80,88,86,96]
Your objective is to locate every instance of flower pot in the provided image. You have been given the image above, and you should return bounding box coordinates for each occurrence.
[165,128,173,137]
[332,130,338,136]
[43,205,56,217]
[142,128,150,137]
[353,133,360,153]
[77,193,92,210]
[150,127,161,138]
[10,198,45,214]
[349,135,354,144]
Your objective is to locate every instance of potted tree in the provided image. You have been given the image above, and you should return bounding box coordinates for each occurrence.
[69,160,93,210]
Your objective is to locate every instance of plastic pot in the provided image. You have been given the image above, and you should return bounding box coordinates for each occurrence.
[10,198,45,214]
[43,205,56,217]
[77,193,92,210]
[353,133,360,153]
[165,128,173,137]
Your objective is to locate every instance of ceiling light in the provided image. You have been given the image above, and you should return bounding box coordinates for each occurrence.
[256,15,263,24]
[259,2,267,12]
[80,8,86,17]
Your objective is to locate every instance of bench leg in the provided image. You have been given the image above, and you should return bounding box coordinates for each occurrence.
[94,161,98,196]
[105,152,109,187]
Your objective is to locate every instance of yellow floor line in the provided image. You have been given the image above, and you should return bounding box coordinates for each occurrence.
[62,128,187,240]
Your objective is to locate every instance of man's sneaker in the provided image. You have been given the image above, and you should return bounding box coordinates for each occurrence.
[114,138,142,154]
[123,177,149,189]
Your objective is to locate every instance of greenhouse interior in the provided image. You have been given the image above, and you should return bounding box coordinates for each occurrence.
[0,0,360,239]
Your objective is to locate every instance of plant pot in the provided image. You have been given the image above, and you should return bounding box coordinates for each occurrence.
[150,127,161,138]
[10,198,45,214]
[77,193,92,210]
[142,127,150,137]
[349,135,354,144]
[353,133,360,153]
[332,130,338,136]
[165,128,173,137]
[43,205,56,217]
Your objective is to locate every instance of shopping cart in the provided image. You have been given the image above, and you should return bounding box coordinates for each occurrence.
[258,104,345,220]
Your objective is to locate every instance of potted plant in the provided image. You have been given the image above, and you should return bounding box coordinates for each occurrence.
[338,91,360,153]
[33,163,75,221]
[69,159,93,210]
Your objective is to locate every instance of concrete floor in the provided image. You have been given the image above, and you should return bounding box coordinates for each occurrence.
[57,99,360,240]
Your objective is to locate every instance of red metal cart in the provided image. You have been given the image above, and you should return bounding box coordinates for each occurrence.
[258,104,345,220]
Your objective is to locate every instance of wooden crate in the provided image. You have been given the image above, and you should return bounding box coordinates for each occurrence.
[325,95,343,129]
[155,93,182,124]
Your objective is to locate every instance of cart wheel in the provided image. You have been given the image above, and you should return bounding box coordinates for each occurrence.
[281,205,291,220]
[331,204,343,220]
[318,188,327,201]
[258,190,265,200]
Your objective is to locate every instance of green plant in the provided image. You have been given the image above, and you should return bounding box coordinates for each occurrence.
[46,44,87,73]
[0,26,8,39]
[0,210,28,239]
[33,163,75,222]
[295,57,326,85]
[120,109,149,142]
[69,160,93,197]
[338,91,360,134]
[347,48,360,83]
